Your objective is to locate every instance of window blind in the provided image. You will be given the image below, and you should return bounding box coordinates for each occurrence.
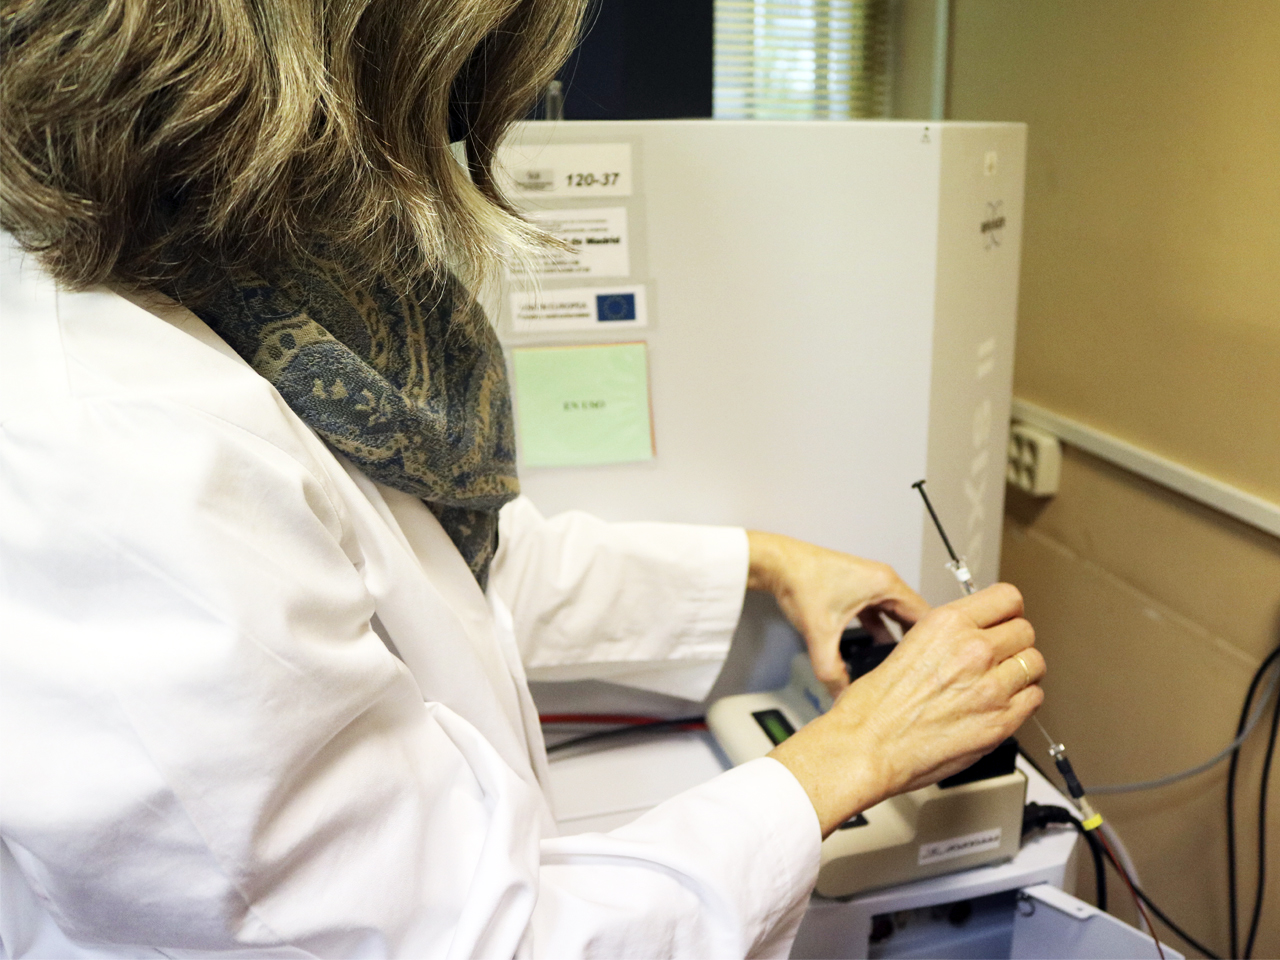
[714,0,890,120]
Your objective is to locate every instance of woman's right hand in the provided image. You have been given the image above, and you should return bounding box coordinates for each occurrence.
[767,583,1044,837]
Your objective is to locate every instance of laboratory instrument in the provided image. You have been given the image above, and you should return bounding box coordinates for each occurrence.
[503,120,1181,954]
[706,638,1028,898]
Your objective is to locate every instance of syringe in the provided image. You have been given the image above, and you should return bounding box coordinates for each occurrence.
[911,479,1103,832]
[911,479,976,595]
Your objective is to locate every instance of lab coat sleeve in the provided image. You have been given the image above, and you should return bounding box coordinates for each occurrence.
[534,757,821,959]
[489,496,749,696]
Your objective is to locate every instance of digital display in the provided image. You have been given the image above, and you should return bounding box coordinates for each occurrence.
[752,709,796,746]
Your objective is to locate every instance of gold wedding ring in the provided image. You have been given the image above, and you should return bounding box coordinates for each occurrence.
[1013,652,1034,687]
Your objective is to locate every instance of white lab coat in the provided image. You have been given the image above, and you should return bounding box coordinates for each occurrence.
[0,234,821,959]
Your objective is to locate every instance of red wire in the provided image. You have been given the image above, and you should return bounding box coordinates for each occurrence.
[1096,829,1164,960]
[539,713,706,728]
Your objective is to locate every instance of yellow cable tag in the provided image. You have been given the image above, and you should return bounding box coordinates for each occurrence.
[1081,813,1104,831]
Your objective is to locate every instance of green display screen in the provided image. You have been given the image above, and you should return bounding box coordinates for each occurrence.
[752,709,796,746]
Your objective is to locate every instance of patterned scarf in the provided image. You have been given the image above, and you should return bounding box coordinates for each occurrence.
[184,256,519,588]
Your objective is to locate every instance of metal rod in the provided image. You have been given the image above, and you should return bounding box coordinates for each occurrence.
[912,479,961,564]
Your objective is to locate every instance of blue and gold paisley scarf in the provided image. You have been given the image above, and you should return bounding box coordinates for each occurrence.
[186,258,519,588]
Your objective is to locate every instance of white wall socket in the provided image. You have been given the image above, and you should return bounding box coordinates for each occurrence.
[1007,422,1062,496]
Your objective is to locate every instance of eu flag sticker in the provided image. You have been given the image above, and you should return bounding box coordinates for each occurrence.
[595,292,637,322]
[509,284,647,332]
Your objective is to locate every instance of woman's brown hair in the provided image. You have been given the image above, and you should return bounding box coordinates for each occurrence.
[0,0,586,296]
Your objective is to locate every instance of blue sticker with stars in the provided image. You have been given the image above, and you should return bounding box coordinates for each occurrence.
[596,293,637,322]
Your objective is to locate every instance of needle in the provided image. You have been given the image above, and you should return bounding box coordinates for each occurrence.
[913,479,977,595]
[912,478,1069,788]
[1031,715,1057,749]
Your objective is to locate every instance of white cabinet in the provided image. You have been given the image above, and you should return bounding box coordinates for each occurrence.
[496,120,1024,609]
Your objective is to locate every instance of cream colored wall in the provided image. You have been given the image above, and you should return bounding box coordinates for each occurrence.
[949,0,1279,502]
[1004,452,1279,956]
[926,1,1280,957]
[889,0,939,119]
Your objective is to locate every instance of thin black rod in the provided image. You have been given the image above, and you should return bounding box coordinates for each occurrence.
[912,479,961,564]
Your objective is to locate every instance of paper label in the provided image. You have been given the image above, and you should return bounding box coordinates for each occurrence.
[917,828,1003,866]
[512,343,653,467]
[496,143,633,198]
[511,207,630,279]
[509,285,647,333]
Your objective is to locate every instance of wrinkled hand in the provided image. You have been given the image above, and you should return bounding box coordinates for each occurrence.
[768,583,1045,836]
[746,531,931,697]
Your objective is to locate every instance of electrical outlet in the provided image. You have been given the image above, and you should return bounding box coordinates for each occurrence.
[1007,422,1061,496]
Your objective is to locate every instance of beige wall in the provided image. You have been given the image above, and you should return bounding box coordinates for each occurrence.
[925,1,1280,956]
[949,0,1279,502]
[1004,451,1279,956]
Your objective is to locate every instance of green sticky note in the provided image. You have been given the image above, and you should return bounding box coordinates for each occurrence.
[512,343,654,467]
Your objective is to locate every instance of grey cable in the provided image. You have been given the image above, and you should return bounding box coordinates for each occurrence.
[1086,659,1280,795]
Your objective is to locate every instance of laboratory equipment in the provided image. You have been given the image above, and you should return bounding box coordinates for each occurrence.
[509,119,1181,957]
[545,731,1180,959]
[492,118,1023,603]
[706,642,1027,898]
[490,118,1028,705]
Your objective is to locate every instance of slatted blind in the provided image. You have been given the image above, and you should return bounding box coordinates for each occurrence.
[714,0,891,120]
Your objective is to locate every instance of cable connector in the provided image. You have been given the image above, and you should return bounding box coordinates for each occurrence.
[945,558,976,595]
[1021,801,1079,836]
[1077,797,1104,832]
[1048,742,1104,830]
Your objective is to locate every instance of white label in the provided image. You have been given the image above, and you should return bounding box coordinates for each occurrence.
[511,207,630,279]
[496,143,633,198]
[510,285,647,333]
[917,828,1002,866]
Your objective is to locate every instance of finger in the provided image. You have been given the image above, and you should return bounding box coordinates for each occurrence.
[1007,681,1046,723]
[875,585,930,625]
[857,610,897,646]
[997,648,1045,697]
[982,616,1036,662]
[950,582,1024,628]
[808,634,851,696]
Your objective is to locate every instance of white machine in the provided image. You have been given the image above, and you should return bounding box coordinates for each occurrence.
[507,120,1180,957]
[493,116,1030,864]
[545,733,1179,959]
[490,119,1024,705]
[707,650,1027,899]
[493,119,1023,603]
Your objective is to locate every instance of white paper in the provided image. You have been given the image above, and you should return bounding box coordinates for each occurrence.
[511,207,630,279]
[509,284,648,333]
[496,143,633,199]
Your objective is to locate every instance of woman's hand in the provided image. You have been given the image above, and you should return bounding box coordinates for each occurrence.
[767,583,1045,837]
[746,531,931,697]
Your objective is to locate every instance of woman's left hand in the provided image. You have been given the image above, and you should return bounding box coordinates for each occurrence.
[746,531,931,697]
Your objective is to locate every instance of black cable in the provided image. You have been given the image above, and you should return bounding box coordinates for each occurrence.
[1082,828,1108,916]
[1022,800,1218,957]
[1228,645,1280,959]
[544,716,706,755]
[1094,837,1221,960]
[1019,750,1108,912]
[1019,741,1117,916]
[1022,802,1106,912]
[1245,675,1280,959]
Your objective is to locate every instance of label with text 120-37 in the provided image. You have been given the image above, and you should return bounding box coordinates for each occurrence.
[496,143,633,199]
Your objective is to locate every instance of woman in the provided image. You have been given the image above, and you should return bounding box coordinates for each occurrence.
[0,1,1045,956]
